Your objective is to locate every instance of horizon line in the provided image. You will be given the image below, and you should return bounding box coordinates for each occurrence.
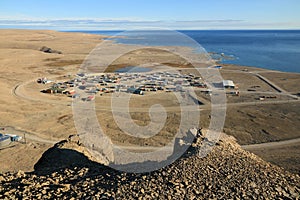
[1,28,300,31]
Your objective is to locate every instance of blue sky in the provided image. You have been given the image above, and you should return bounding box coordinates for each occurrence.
[0,0,299,30]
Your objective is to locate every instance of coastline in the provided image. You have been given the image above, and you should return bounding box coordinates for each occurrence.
[63,29,300,73]
[0,29,299,174]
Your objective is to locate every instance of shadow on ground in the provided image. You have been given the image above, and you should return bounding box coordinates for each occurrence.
[33,133,201,178]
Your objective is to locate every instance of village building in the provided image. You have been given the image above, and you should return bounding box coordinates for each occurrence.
[0,133,11,148]
[223,80,235,89]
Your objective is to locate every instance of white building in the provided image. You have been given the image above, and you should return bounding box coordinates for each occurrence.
[223,80,235,89]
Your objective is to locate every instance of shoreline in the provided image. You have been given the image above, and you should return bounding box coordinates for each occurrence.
[0,29,299,174]
[60,29,300,73]
[2,28,299,74]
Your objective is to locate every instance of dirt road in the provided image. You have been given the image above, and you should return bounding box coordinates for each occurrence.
[242,137,300,150]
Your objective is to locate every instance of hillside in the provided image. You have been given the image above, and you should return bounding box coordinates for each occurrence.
[1,133,299,199]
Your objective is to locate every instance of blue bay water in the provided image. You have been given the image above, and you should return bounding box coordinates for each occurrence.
[67,30,300,73]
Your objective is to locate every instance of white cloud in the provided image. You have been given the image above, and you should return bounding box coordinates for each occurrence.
[0,18,299,30]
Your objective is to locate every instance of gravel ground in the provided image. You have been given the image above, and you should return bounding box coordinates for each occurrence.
[1,134,299,199]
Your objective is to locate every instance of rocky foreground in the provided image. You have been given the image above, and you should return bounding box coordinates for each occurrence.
[1,133,299,199]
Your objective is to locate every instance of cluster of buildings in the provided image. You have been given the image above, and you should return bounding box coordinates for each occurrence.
[41,71,210,100]
[118,71,207,94]
[41,80,77,97]
[40,70,239,100]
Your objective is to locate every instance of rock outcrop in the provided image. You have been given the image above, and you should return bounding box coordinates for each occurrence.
[0,133,299,199]
[40,46,62,54]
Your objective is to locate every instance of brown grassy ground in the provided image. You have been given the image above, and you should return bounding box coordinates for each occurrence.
[0,29,299,174]
[258,71,300,94]
[224,102,300,145]
[247,141,300,174]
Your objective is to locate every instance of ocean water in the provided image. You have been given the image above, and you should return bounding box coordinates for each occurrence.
[67,30,300,73]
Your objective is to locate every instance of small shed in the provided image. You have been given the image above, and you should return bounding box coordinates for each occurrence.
[127,87,144,95]
[86,95,95,101]
[0,133,11,148]
[214,65,223,69]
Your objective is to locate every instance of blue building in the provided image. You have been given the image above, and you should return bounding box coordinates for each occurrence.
[0,133,11,148]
